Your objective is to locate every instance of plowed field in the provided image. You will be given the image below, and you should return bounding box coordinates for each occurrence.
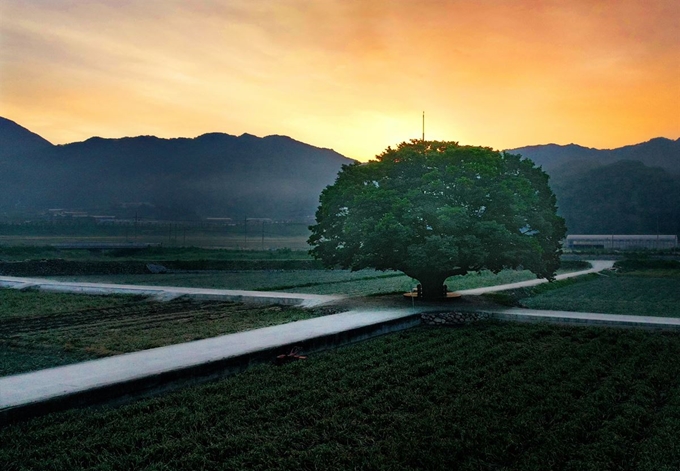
[0,293,325,376]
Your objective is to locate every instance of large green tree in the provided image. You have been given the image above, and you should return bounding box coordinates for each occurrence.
[308,140,567,298]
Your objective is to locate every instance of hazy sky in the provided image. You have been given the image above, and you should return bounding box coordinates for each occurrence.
[1,0,678,160]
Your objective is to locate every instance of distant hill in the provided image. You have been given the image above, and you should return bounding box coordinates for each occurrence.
[0,117,53,158]
[551,160,680,235]
[0,118,354,220]
[510,137,680,180]
[508,138,680,235]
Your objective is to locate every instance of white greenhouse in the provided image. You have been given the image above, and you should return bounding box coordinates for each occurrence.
[565,234,678,251]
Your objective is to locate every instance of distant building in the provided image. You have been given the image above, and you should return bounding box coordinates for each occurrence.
[565,234,678,251]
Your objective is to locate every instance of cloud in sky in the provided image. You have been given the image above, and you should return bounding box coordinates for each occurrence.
[1,0,678,160]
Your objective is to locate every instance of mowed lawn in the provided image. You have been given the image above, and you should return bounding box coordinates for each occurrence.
[520,269,680,317]
[2,323,680,470]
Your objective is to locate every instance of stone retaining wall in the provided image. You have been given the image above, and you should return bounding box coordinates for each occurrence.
[421,311,491,325]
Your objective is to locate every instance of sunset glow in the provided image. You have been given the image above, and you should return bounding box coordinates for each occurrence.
[1,0,678,160]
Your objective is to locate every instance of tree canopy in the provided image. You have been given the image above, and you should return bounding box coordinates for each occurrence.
[308,140,567,298]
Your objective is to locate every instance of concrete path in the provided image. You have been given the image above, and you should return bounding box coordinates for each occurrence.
[0,275,341,307]
[478,307,680,330]
[456,260,615,295]
[0,260,613,306]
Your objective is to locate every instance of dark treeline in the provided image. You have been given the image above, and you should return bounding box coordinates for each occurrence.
[552,160,680,235]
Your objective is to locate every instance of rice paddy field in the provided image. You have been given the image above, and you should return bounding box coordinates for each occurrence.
[2,323,680,470]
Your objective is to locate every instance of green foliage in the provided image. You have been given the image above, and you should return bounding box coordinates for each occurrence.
[309,140,566,296]
[552,160,680,235]
[614,258,680,274]
[558,260,592,271]
[3,324,680,470]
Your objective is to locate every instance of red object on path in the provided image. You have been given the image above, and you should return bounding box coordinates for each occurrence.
[275,347,307,365]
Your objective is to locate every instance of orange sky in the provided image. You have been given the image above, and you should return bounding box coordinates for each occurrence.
[1,0,678,161]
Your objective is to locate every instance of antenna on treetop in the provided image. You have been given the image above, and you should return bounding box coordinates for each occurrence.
[422,111,425,142]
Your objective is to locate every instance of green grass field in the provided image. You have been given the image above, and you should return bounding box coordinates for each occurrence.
[512,265,680,317]
[2,323,680,470]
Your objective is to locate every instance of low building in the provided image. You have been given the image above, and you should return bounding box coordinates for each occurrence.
[565,234,678,251]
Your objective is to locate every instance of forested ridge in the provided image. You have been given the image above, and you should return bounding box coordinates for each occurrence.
[2,116,678,234]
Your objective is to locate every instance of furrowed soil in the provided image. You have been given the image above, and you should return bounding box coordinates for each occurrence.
[0,290,331,376]
[2,323,680,470]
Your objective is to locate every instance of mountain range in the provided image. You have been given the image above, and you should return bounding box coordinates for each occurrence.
[0,117,353,221]
[1,116,678,234]
[510,137,680,180]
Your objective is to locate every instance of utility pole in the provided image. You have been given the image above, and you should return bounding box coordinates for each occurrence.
[422,111,425,142]
[244,216,247,249]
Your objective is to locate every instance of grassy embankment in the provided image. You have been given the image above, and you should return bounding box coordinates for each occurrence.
[2,323,680,470]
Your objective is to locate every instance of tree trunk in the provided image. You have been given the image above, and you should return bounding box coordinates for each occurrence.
[416,274,449,299]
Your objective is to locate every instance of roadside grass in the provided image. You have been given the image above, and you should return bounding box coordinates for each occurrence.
[2,323,680,470]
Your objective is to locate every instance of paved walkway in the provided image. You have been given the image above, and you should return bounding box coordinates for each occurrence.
[485,307,680,329]
[0,275,341,307]
[0,260,613,306]
[457,260,615,295]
